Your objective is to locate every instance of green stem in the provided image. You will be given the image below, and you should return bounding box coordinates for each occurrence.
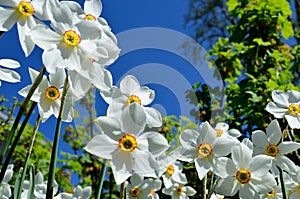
[0,102,37,184]
[95,159,108,199]
[278,166,288,199]
[46,76,69,199]
[0,66,46,164]
[201,174,207,199]
[15,114,41,199]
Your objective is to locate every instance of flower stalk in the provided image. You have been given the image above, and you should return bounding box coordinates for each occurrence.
[95,159,108,199]
[46,75,69,199]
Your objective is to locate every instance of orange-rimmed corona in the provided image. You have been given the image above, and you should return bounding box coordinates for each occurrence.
[175,185,184,195]
[288,103,300,116]
[165,164,175,176]
[198,143,213,158]
[17,1,35,17]
[118,134,138,152]
[236,169,251,184]
[84,14,96,20]
[265,190,276,198]
[266,144,279,157]
[127,95,141,105]
[129,187,141,197]
[63,30,81,46]
[45,86,60,101]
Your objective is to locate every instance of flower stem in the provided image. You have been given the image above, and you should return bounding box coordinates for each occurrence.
[15,114,41,199]
[95,159,108,199]
[278,166,288,199]
[0,102,37,184]
[201,174,207,199]
[46,76,69,199]
[120,182,126,199]
[0,66,46,164]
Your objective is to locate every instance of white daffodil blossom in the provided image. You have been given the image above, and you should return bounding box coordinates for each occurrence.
[157,153,187,189]
[84,113,169,185]
[162,182,196,199]
[266,90,300,129]
[54,185,92,199]
[0,0,48,56]
[18,68,74,122]
[0,164,13,199]
[252,119,300,175]
[101,75,163,131]
[258,184,283,199]
[214,122,241,138]
[125,174,162,199]
[0,59,21,86]
[21,171,58,199]
[30,2,104,74]
[215,139,276,198]
[178,121,237,180]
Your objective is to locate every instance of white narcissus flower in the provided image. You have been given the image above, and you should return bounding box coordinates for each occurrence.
[162,183,196,199]
[84,113,169,185]
[266,90,300,129]
[215,139,276,198]
[21,171,58,199]
[258,185,283,199]
[125,174,162,199]
[0,59,21,86]
[0,164,13,199]
[178,121,237,180]
[252,119,300,175]
[214,122,241,138]
[0,0,47,56]
[101,75,163,130]
[54,185,92,199]
[30,1,103,74]
[18,68,74,122]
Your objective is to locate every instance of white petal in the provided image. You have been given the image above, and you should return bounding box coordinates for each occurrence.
[0,0,19,7]
[285,115,300,129]
[30,24,61,50]
[287,90,300,102]
[275,156,298,174]
[185,186,197,196]
[81,187,92,199]
[266,120,282,144]
[215,177,239,196]
[137,132,169,157]
[42,47,65,73]
[249,155,272,177]
[84,0,102,18]
[0,68,20,83]
[68,71,91,99]
[120,75,140,95]
[252,130,268,148]
[121,103,147,135]
[195,158,211,180]
[76,20,101,40]
[132,150,159,178]
[18,85,40,101]
[95,116,123,140]
[144,107,162,127]
[84,134,118,159]
[215,122,229,132]
[278,141,300,154]
[213,136,237,157]
[227,128,242,137]
[180,129,199,150]
[0,59,20,68]
[250,173,276,193]
[266,102,287,118]
[272,90,289,107]
[49,68,66,88]
[110,150,133,185]
[232,142,252,169]
[17,18,36,57]
[92,68,113,91]
[214,157,237,178]
[200,122,217,145]
[134,86,155,105]
[0,7,18,31]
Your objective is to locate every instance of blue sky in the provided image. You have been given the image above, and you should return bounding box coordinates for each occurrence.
[0,0,223,186]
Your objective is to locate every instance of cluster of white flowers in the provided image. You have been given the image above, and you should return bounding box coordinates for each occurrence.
[0,0,300,199]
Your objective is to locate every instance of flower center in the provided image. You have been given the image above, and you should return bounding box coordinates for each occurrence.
[84,14,96,20]
[236,169,251,184]
[127,95,141,105]
[288,104,300,116]
[129,187,141,197]
[17,1,35,17]
[118,134,137,152]
[175,185,184,195]
[63,30,81,46]
[198,143,213,158]
[150,189,155,196]
[45,86,60,100]
[166,165,175,176]
[265,190,276,198]
[266,144,279,157]
[215,129,223,137]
